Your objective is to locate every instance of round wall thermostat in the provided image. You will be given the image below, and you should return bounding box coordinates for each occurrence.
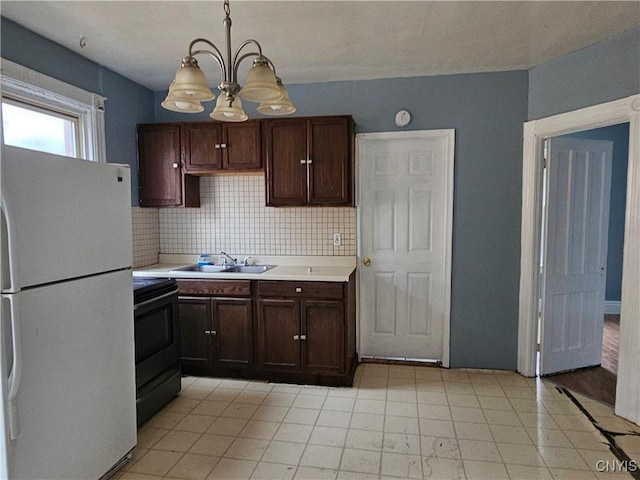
[395,109,411,127]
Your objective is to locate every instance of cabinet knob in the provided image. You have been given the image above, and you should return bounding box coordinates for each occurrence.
[295,287,302,293]
[300,334,307,340]
[300,160,306,164]
[172,163,179,168]
[293,334,300,340]
[362,257,372,267]
[215,144,221,149]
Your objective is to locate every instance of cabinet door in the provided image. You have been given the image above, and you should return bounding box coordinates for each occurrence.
[255,299,301,371]
[183,123,223,172]
[212,298,253,368]
[264,119,308,206]
[138,124,183,207]
[224,121,262,170]
[302,300,345,373]
[178,297,213,374]
[308,117,353,206]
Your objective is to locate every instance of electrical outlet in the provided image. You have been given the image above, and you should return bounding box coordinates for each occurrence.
[333,233,342,247]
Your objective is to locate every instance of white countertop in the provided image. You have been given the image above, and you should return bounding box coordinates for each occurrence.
[134,255,357,282]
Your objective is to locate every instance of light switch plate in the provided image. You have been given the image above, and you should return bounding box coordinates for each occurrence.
[333,233,342,247]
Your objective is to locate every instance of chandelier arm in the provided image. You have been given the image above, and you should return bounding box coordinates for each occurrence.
[232,52,261,84]
[234,39,264,58]
[232,39,264,78]
[191,49,227,81]
[189,38,227,80]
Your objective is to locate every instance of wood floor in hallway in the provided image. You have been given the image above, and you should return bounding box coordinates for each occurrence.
[546,315,619,406]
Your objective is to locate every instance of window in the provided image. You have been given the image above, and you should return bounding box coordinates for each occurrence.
[1,59,106,162]
[2,98,81,157]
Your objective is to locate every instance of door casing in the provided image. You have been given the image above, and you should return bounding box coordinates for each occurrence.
[518,94,640,425]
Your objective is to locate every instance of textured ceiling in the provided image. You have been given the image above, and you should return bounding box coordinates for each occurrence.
[2,1,639,91]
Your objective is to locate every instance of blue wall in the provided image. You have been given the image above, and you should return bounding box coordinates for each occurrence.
[564,124,629,302]
[158,72,530,370]
[529,26,640,120]
[0,17,155,204]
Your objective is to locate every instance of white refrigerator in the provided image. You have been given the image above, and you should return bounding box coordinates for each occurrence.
[0,145,137,479]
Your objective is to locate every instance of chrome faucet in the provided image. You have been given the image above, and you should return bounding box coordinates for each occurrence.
[219,251,237,266]
[242,256,252,266]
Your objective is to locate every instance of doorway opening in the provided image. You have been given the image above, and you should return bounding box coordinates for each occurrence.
[539,124,628,406]
[517,94,640,425]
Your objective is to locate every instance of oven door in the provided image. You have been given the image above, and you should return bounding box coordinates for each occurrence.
[134,287,180,389]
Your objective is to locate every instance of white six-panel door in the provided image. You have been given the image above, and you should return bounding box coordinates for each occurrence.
[540,137,613,375]
[358,131,454,364]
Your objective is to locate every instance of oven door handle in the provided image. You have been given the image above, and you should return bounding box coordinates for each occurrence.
[134,288,179,311]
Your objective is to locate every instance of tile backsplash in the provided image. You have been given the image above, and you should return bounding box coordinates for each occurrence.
[132,207,160,268]
[132,175,356,266]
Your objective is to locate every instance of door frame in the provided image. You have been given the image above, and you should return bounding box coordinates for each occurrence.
[517,94,640,424]
[356,130,455,368]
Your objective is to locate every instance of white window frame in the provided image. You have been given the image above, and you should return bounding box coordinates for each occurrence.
[0,58,106,162]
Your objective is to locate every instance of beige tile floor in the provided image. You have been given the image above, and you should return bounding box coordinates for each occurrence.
[116,364,639,480]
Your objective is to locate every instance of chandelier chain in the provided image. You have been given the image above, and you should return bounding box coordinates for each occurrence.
[224,0,230,18]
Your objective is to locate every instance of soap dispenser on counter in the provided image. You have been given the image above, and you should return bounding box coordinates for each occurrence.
[197,254,213,265]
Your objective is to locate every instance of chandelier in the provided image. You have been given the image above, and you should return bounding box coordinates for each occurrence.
[162,0,295,122]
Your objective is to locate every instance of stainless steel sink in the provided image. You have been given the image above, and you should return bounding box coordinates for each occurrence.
[169,264,276,274]
[223,265,276,274]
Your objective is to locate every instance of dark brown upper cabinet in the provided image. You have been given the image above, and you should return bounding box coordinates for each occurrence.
[182,120,262,174]
[137,123,200,208]
[263,116,355,207]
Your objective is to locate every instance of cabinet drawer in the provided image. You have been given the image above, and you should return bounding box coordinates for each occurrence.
[177,279,251,297]
[256,281,343,299]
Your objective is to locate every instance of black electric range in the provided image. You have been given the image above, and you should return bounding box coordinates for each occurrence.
[132,276,181,426]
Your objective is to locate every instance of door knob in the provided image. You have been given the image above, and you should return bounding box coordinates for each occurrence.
[363,258,371,267]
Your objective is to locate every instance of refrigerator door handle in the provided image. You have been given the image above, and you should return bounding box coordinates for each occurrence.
[4,294,23,440]
[1,192,20,293]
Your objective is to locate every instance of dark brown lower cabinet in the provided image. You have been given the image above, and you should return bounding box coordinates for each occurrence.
[304,300,344,374]
[176,276,356,386]
[256,299,344,374]
[255,299,301,371]
[213,299,253,368]
[179,297,212,373]
[177,280,252,376]
[255,279,354,385]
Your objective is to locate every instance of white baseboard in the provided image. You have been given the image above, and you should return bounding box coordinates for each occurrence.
[605,301,622,315]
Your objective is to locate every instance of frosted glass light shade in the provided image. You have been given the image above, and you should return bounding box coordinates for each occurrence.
[161,81,205,112]
[171,64,215,101]
[257,82,296,115]
[239,62,280,102]
[210,94,248,122]
[162,97,205,113]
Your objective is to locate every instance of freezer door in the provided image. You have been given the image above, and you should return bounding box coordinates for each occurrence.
[0,270,136,479]
[1,145,132,292]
